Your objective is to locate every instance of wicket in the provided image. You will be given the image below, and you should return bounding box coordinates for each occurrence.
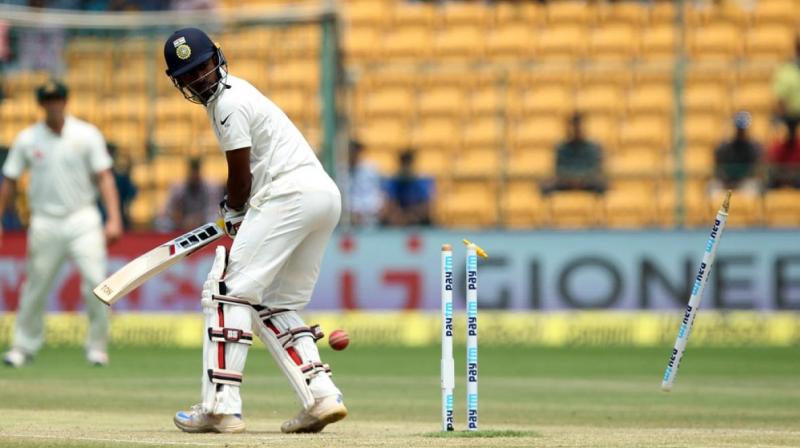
[661,191,731,392]
[441,240,488,432]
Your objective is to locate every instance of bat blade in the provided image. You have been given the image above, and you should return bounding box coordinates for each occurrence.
[93,221,224,306]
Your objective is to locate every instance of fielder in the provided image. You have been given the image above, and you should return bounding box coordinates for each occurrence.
[164,28,346,434]
[0,80,122,367]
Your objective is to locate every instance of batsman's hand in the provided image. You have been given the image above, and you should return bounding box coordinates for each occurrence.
[104,218,122,244]
[219,197,246,239]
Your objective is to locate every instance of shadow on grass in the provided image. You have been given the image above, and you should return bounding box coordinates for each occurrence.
[423,429,540,438]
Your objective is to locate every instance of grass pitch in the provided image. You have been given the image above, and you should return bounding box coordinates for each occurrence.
[1,344,799,447]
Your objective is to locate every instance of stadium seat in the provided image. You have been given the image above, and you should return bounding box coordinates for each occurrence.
[575,85,624,117]
[547,191,603,229]
[417,87,466,118]
[764,188,800,227]
[546,1,592,26]
[589,24,638,61]
[129,190,157,229]
[345,0,391,27]
[657,187,711,228]
[485,23,535,59]
[462,117,503,149]
[648,1,676,25]
[415,147,449,178]
[437,181,498,228]
[607,150,660,178]
[382,26,434,59]
[627,84,673,118]
[362,148,397,176]
[440,1,489,27]
[469,88,502,117]
[392,1,435,27]
[640,24,676,60]
[358,118,410,151]
[270,89,313,122]
[605,188,658,228]
[583,115,619,151]
[454,147,500,179]
[537,25,588,61]
[513,86,574,118]
[360,87,415,118]
[506,147,554,179]
[752,0,796,27]
[745,25,796,61]
[683,114,726,148]
[732,83,774,114]
[502,180,546,228]
[152,156,188,189]
[688,22,741,61]
[512,115,565,151]
[270,59,319,89]
[494,1,542,25]
[596,1,647,27]
[619,117,670,150]
[683,144,714,177]
[683,84,730,115]
[412,118,460,149]
[434,26,484,60]
[343,27,382,62]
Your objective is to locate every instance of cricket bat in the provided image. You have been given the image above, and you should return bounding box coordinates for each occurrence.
[93,220,225,306]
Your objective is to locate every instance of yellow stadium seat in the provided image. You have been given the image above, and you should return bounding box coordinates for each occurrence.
[454,147,500,179]
[153,122,193,154]
[270,59,319,89]
[589,24,638,60]
[412,118,460,149]
[502,180,546,228]
[584,115,619,151]
[732,83,773,114]
[361,87,415,118]
[201,154,228,185]
[103,121,147,159]
[607,150,659,178]
[345,0,391,27]
[689,23,741,61]
[392,1,435,27]
[415,147,449,178]
[494,1,542,25]
[469,88,502,117]
[512,116,565,151]
[513,86,574,118]
[657,187,711,228]
[435,26,484,59]
[506,147,554,179]
[547,191,603,229]
[605,188,658,228]
[575,85,624,117]
[417,86,466,118]
[154,96,190,121]
[383,26,434,59]
[752,0,796,26]
[343,27,382,62]
[130,190,157,229]
[745,25,795,61]
[683,145,714,177]
[358,118,410,151]
[152,156,189,189]
[619,117,670,150]
[709,189,763,228]
[485,23,535,59]
[462,118,502,149]
[437,181,498,228]
[627,84,673,117]
[764,188,800,227]
[649,1,676,24]
[683,114,725,148]
[640,25,675,60]
[597,1,647,26]
[537,25,588,61]
[546,1,592,26]
[362,148,397,176]
[684,84,729,115]
[270,89,312,122]
[441,1,489,26]
[580,67,633,89]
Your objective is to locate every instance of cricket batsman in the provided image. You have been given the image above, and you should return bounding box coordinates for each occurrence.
[0,80,123,367]
[164,28,346,434]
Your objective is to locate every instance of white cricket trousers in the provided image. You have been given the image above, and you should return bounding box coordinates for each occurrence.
[225,166,341,309]
[12,206,109,354]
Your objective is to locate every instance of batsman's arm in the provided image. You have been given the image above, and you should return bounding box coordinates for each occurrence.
[97,169,123,244]
[225,147,252,210]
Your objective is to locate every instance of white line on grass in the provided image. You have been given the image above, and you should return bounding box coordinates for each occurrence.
[1,433,288,447]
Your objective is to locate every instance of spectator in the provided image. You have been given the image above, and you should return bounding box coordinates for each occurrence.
[156,158,221,231]
[0,146,23,231]
[17,1,66,74]
[103,142,137,230]
[710,111,761,196]
[346,140,383,227]
[766,121,800,189]
[543,113,606,194]
[382,149,433,227]
[773,34,800,140]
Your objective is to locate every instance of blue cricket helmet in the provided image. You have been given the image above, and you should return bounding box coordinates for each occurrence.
[164,27,228,104]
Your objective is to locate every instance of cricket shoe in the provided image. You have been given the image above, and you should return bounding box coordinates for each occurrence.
[173,404,245,433]
[3,348,32,368]
[86,349,109,367]
[281,394,347,434]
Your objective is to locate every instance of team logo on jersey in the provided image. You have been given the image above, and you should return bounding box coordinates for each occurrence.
[176,44,192,60]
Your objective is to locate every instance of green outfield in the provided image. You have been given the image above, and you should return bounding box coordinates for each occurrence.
[1,345,799,447]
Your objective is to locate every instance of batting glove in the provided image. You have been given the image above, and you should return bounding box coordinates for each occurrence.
[219,197,246,239]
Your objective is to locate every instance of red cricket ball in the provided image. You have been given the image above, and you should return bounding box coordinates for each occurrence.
[328,329,350,351]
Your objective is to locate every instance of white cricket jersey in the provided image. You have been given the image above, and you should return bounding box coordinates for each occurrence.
[206,74,326,201]
[3,115,111,217]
